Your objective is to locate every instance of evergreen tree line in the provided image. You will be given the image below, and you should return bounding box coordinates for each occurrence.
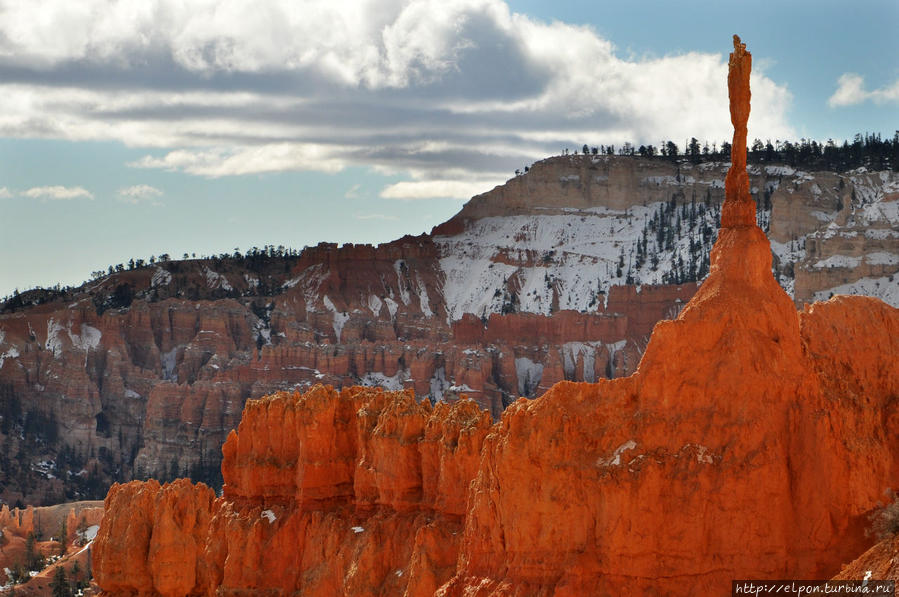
[535,131,898,175]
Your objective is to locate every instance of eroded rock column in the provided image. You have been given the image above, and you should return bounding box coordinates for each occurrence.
[722,34,756,228]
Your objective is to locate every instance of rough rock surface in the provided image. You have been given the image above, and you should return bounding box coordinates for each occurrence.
[833,533,899,582]
[92,36,899,596]
[2,146,896,506]
[93,386,491,596]
[4,155,895,506]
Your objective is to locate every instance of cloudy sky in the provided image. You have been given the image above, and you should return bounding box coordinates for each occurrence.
[1,0,897,297]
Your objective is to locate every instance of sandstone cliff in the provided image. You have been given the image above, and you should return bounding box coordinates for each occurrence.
[93,387,492,596]
[1,52,896,509]
[91,36,899,596]
[4,154,893,506]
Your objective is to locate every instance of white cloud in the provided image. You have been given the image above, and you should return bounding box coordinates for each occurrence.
[22,186,94,200]
[829,73,899,107]
[0,187,12,198]
[128,144,345,177]
[117,184,164,204]
[0,0,796,186]
[381,179,502,200]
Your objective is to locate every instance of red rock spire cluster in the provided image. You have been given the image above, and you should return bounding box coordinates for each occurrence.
[722,34,756,228]
[89,37,899,597]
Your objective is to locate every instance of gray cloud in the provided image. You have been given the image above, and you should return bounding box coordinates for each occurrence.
[0,0,794,198]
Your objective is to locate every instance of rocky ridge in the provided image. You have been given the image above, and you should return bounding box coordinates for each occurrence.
[90,36,899,596]
[1,87,897,507]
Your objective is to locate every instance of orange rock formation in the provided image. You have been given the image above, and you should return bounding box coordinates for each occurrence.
[722,34,755,228]
[92,36,899,596]
[833,533,899,583]
[93,387,491,595]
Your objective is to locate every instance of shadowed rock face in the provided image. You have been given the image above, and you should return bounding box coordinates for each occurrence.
[91,36,899,596]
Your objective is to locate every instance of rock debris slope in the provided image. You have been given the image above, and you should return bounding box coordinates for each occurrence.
[92,36,898,596]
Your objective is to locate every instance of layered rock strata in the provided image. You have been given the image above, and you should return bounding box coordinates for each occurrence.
[2,147,895,504]
[94,386,491,596]
[92,36,899,596]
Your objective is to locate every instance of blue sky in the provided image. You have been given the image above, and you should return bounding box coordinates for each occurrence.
[1,0,896,297]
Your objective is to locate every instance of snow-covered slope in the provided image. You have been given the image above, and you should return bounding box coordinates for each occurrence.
[435,156,899,314]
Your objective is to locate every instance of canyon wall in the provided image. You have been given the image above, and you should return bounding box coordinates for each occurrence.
[94,386,492,596]
[92,36,899,596]
[91,285,899,595]
[1,149,896,504]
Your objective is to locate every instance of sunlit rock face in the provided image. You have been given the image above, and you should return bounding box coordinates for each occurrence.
[93,386,491,596]
[91,36,898,596]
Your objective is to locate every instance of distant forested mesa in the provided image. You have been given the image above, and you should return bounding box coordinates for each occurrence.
[517,131,899,176]
[3,132,896,308]
[0,245,305,311]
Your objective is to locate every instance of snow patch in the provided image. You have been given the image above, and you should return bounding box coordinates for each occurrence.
[813,255,861,269]
[866,252,899,266]
[203,267,233,291]
[435,207,675,321]
[394,260,412,305]
[813,276,899,308]
[383,297,399,320]
[0,347,19,370]
[438,255,516,322]
[865,228,899,240]
[46,318,65,357]
[359,369,409,391]
[367,294,383,317]
[561,342,599,382]
[352,526,365,533]
[448,383,476,394]
[297,264,329,308]
[417,281,433,318]
[514,357,543,397]
[429,367,450,402]
[765,165,795,176]
[68,323,101,352]
[151,266,172,287]
[598,440,637,467]
[124,388,141,399]
[261,509,276,524]
[322,295,350,342]
[79,525,99,542]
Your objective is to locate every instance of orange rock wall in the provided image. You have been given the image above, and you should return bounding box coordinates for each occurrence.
[0,234,688,504]
[94,386,492,596]
[92,34,899,596]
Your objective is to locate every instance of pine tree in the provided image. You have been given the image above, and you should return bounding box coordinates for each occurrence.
[58,518,68,556]
[50,566,71,597]
[25,532,44,571]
